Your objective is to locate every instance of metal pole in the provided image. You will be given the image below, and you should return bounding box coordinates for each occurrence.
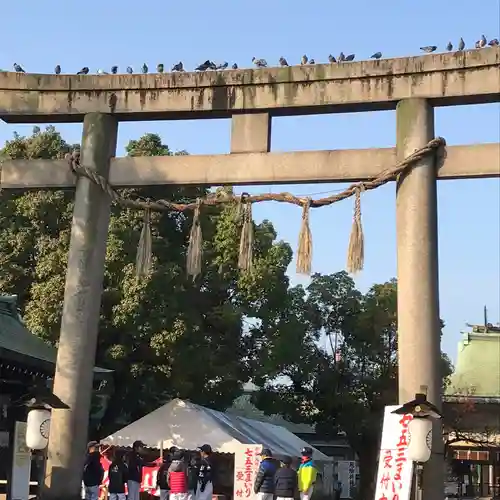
[396,98,443,500]
[42,113,118,500]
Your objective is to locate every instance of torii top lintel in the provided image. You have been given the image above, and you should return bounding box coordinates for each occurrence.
[0,48,498,123]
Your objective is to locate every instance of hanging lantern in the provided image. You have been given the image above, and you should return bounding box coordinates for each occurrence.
[407,417,432,463]
[26,408,51,450]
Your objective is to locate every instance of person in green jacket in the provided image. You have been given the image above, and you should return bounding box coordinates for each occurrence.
[297,447,317,500]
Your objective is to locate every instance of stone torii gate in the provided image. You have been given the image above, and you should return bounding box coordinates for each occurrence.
[1,48,499,500]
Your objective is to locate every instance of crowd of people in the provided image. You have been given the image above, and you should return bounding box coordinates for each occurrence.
[253,447,341,500]
[82,440,214,500]
[83,441,341,500]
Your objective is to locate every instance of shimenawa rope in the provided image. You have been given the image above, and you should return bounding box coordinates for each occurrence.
[65,137,445,278]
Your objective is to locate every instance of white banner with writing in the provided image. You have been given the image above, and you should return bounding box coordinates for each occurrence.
[374,406,414,500]
[233,444,262,500]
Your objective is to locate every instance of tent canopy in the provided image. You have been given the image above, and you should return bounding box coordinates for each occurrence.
[103,398,330,462]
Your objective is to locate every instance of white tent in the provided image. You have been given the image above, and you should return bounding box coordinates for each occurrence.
[103,398,330,462]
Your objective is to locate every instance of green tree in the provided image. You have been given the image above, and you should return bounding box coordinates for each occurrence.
[251,272,453,500]
[0,126,292,437]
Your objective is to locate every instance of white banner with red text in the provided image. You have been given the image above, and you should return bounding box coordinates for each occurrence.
[373,406,414,500]
[233,444,262,500]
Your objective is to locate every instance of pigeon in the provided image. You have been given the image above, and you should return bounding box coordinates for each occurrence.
[328,54,336,63]
[446,42,453,51]
[142,63,148,74]
[54,65,61,75]
[232,63,238,69]
[208,61,217,70]
[216,62,228,70]
[301,55,308,65]
[420,46,437,53]
[479,35,487,48]
[172,62,184,72]
[252,57,267,68]
[458,38,465,51]
[488,38,499,46]
[13,63,25,73]
[309,58,316,64]
[279,57,288,66]
[338,52,346,62]
[97,69,108,75]
[126,66,133,74]
[345,54,355,61]
[474,40,481,49]
[111,66,118,74]
[195,60,210,71]
[371,52,382,59]
[157,63,164,73]
[77,67,89,75]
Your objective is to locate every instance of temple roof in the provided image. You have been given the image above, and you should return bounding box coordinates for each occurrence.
[0,295,110,375]
[446,325,500,398]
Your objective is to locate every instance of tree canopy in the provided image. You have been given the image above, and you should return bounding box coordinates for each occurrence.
[0,126,292,436]
[250,272,453,499]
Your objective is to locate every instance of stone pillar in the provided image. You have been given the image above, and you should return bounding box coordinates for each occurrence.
[395,99,443,500]
[230,113,271,153]
[43,113,118,500]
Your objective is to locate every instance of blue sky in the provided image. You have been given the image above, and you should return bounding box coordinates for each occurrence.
[1,0,499,362]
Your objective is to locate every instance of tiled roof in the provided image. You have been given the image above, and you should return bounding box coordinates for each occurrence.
[0,295,110,374]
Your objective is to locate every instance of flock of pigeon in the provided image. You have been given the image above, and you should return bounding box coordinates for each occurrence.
[10,35,499,76]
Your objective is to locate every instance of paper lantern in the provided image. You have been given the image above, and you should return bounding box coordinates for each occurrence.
[26,409,51,450]
[407,417,432,463]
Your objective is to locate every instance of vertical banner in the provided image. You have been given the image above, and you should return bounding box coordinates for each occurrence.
[374,406,414,500]
[10,421,31,500]
[233,444,262,500]
[337,461,357,499]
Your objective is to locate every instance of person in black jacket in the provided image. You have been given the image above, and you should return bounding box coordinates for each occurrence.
[187,456,199,500]
[127,440,159,500]
[274,456,298,500]
[82,441,104,500]
[108,448,128,500]
[195,444,214,500]
[254,448,278,500]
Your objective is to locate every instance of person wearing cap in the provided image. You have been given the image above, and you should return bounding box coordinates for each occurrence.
[195,444,214,500]
[253,448,278,500]
[82,441,104,500]
[126,440,158,500]
[297,447,317,500]
[274,456,298,500]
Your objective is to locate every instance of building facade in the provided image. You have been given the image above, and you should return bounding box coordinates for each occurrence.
[444,322,500,498]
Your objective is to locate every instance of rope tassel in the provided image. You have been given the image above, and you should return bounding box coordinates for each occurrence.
[296,199,312,275]
[136,209,152,278]
[346,186,364,274]
[238,200,254,271]
[186,198,203,279]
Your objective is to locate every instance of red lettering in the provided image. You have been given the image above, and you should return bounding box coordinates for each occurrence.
[235,490,243,497]
[383,450,393,469]
[379,473,391,490]
[236,471,244,481]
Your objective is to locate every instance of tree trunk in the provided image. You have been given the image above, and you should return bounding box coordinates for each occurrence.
[355,443,379,500]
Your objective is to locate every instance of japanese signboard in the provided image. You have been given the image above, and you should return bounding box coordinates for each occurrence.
[374,406,414,500]
[233,443,263,500]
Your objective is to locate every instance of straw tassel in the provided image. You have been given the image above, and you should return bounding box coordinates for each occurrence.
[136,209,152,278]
[296,198,313,275]
[346,186,365,274]
[186,198,203,279]
[238,200,254,271]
